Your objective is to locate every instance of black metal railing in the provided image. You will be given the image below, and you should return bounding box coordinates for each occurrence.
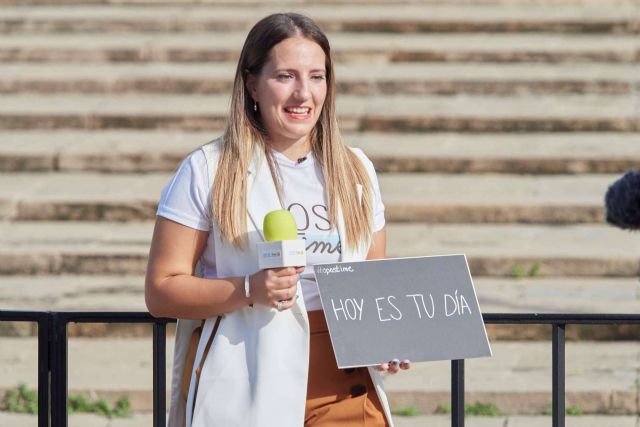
[0,311,173,427]
[2,311,640,427]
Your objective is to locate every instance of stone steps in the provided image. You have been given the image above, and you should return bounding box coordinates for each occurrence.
[1,4,637,34]
[1,337,639,414]
[1,0,639,419]
[0,94,637,132]
[1,62,637,95]
[0,172,618,223]
[1,32,638,63]
[0,222,637,277]
[1,130,638,174]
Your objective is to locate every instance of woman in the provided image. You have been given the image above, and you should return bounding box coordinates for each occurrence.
[145,13,409,427]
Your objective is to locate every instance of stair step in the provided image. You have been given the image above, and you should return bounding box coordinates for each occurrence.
[1,32,638,63]
[1,338,638,414]
[381,173,613,223]
[1,130,638,174]
[0,413,637,427]
[1,4,637,34]
[352,132,640,174]
[0,275,146,312]
[390,224,640,277]
[1,276,636,314]
[1,62,637,95]
[2,276,637,340]
[0,94,637,132]
[0,222,637,276]
[0,172,618,223]
[385,340,640,415]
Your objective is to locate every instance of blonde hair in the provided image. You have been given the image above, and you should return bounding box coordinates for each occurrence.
[213,13,374,252]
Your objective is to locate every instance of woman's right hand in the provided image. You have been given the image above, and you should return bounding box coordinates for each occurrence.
[249,266,304,310]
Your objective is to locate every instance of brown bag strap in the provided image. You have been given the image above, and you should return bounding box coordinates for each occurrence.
[190,316,222,421]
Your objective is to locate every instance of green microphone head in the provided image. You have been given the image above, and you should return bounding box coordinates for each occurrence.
[263,210,299,242]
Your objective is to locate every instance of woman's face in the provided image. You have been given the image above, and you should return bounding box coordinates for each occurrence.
[248,36,328,147]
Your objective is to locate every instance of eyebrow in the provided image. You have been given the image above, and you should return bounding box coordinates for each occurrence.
[275,68,326,74]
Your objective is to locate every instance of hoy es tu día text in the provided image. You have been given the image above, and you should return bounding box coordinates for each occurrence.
[329,291,472,322]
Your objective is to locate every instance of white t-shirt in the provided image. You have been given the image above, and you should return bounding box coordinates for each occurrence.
[156,146,385,311]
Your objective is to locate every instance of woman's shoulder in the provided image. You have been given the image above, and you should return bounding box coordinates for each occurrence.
[200,135,224,158]
[347,145,367,159]
[170,135,224,191]
[182,135,223,171]
[189,135,224,190]
[347,146,376,174]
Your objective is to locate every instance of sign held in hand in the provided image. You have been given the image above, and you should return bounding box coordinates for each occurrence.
[313,255,492,368]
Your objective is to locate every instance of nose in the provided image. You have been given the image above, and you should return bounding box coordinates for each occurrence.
[294,77,311,100]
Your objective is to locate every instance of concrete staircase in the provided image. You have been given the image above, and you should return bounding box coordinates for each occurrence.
[1,0,639,418]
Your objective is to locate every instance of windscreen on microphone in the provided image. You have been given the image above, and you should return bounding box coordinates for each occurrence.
[605,169,640,230]
[263,209,298,241]
[257,209,306,269]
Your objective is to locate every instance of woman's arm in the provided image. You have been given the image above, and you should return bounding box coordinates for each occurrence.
[145,217,249,319]
[145,217,301,319]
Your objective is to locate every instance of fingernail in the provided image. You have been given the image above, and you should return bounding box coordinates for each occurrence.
[403,359,411,365]
[392,359,399,366]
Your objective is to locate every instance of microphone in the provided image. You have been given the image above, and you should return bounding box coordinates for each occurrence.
[296,156,307,164]
[257,210,307,269]
[605,169,640,230]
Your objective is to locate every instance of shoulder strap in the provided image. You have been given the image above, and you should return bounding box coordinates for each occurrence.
[190,316,222,419]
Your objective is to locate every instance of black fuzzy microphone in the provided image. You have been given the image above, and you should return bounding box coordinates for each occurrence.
[605,169,640,230]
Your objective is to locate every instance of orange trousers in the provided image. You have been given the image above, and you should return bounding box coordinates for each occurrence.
[305,310,388,427]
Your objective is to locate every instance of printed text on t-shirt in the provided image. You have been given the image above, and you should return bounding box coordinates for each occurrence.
[287,202,341,254]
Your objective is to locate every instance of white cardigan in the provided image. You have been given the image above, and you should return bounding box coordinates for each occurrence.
[167,138,394,427]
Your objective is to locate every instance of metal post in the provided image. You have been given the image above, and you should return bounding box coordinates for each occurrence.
[38,314,50,427]
[153,322,167,427]
[451,359,465,427]
[50,314,67,427]
[552,324,565,427]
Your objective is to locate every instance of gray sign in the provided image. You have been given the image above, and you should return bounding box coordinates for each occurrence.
[313,255,492,368]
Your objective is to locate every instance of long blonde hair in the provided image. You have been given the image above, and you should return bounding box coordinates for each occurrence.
[213,13,374,252]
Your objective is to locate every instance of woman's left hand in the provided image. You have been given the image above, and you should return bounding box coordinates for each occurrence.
[374,358,411,374]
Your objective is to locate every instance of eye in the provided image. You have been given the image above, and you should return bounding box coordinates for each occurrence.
[312,75,326,81]
[277,74,293,80]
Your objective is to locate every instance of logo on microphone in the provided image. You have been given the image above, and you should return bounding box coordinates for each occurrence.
[262,250,282,259]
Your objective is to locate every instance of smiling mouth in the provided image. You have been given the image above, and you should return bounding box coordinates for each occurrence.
[284,107,311,115]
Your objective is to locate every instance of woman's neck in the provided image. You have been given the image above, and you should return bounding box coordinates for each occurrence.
[267,136,312,162]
